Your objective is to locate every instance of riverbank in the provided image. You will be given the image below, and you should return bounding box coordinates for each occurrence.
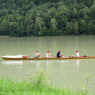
[0,36,9,37]
[0,70,94,95]
[0,79,74,95]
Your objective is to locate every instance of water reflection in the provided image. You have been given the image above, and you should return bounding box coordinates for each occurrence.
[35,60,53,70]
[1,59,81,84]
[36,61,42,70]
[2,60,80,72]
[2,61,23,65]
[53,59,80,73]
[76,60,79,71]
[2,60,28,65]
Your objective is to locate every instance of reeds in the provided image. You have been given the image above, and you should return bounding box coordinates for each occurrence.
[0,70,94,95]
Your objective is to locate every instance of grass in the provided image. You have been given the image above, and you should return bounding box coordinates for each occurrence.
[0,70,95,95]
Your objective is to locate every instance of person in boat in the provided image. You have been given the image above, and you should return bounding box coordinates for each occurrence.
[46,50,52,58]
[57,50,65,58]
[72,50,79,57]
[35,50,42,58]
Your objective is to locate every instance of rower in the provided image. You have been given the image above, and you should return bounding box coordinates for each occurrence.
[57,50,65,58]
[35,50,42,58]
[72,50,79,57]
[46,50,52,58]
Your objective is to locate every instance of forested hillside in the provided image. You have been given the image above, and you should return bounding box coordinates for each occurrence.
[0,0,95,36]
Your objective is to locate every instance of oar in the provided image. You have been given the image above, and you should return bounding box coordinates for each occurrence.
[56,57,62,62]
[43,57,51,62]
[56,54,66,62]
[29,55,33,62]
[30,58,38,62]
[29,55,38,62]
[43,54,53,62]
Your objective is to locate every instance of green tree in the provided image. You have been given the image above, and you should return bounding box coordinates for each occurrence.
[48,7,56,17]
[44,15,52,29]
[26,25,32,36]
[29,2,34,9]
[36,10,44,18]
[20,22,25,36]
[9,22,18,36]
[92,25,95,34]
[73,22,79,34]
[12,3,17,10]
[0,3,7,9]
[85,0,94,8]
[65,22,73,35]
[30,23,35,35]
[90,5,95,19]
[72,8,78,19]
[83,7,91,16]
[35,17,42,31]
[40,26,47,36]
[79,20,88,34]
[0,19,9,35]
[57,6,71,19]
[50,18,57,35]
[54,10,68,34]
[24,17,33,27]
[87,21,94,34]
[34,25,40,36]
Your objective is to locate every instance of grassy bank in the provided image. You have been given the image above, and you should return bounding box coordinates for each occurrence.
[0,70,94,95]
[0,79,74,95]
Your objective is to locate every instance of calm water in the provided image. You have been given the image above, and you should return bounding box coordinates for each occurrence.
[0,36,95,91]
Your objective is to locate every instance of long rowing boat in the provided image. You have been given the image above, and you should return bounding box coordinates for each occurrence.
[1,55,95,60]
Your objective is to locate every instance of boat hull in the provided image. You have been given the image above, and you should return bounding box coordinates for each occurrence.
[1,56,95,60]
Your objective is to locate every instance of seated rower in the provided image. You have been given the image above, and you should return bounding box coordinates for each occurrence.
[72,50,79,57]
[35,50,42,58]
[57,50,65,58]
[46,50,52,58]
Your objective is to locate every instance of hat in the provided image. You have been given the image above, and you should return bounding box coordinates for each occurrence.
[75,50,78,53]
[59,50,61,52]
[37,50,39,53]
[47,50,50,52]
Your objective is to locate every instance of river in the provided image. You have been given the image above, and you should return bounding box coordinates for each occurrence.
[0,35,95,91]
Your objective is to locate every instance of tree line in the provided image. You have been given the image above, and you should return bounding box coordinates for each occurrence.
[0,0,95,36]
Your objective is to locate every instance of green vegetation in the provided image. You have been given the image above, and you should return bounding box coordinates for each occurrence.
[0,0,95,36]
[0,70,95,95]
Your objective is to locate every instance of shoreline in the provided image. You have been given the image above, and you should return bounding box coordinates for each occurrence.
[0,36,9,37]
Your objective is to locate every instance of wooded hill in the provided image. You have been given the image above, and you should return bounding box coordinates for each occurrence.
[0,0,95,36]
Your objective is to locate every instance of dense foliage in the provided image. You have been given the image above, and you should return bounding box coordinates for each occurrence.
[0,70,94,95]
[0,0,95,36]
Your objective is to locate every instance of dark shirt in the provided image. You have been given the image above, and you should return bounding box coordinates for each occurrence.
[57,52,60,57]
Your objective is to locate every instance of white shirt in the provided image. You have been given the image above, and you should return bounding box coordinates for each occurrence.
[35,53,39,57]
[46,53,49,57]
[76,53,79,57]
